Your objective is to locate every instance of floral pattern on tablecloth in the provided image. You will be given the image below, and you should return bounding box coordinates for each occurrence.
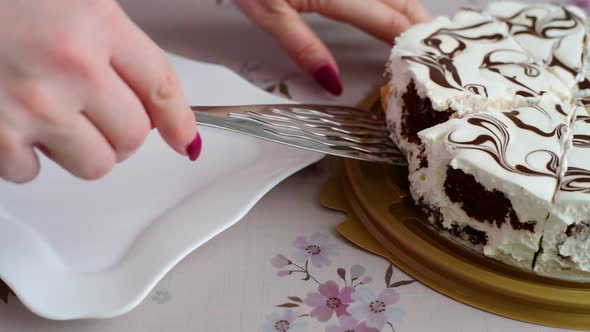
[263,233,415,332]
[237,62,300,100]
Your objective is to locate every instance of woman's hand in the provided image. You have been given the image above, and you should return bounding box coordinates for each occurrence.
[235,0,431,95]
[0,0,199,184]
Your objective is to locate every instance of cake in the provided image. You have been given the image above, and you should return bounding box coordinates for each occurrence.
[383,1,590,280]
[535,109,590,278]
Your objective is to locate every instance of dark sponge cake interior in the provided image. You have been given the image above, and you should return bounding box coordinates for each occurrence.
[444,167,536,232]
[400,81,453,145]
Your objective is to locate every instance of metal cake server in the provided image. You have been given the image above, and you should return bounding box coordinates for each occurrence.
[191,104,406,165]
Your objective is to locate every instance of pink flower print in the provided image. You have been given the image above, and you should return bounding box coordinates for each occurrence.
[325,316,380,332]
[292,233,338,268]
[350,265,366,280]
[271,254,291,268]
[348,287,401,330]
[360,276,372,284]
[304,281,353,322]
[277,270,291,277]
[261,309,307,332]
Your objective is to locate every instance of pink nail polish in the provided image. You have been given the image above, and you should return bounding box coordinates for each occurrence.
[186,132,202,161]
[312,65,343,96]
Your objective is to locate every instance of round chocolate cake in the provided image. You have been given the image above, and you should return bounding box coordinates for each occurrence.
[383,1,590,280]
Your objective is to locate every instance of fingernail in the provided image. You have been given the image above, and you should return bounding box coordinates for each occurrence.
[186,132,202,161]
[312,65,343,96]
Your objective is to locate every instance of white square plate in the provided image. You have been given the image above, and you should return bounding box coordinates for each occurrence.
[0,53,323,320]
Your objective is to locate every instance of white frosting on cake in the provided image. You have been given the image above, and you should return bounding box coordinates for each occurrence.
[384,1,590,279]
[535,108,590,280]
[389,9,572,115]
[415,99,572,269]
[386,4,578,173]
[485,2,588,90]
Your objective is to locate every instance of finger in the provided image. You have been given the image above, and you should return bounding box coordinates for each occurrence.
[379,0,432,23]
[0,131,40,184]
[84,68,151,162]
[41,114,116,180]
[289,0,412,43]
[109,11,196,156]
[237,2,342,95]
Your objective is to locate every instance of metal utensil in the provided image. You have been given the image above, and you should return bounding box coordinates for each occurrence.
[191,104,406,165]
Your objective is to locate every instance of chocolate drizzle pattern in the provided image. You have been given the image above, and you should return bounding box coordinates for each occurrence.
[401,17,550,97]
[496,5,582,39]
[493,5,585,76]
[447,112,560,178]
[549,52,578,77]
[573,134,590,147]
[402,21,506,92]
[401,53,463,91]
[556,104,568,117]
[504,109,567,139]
[579,78,590,90]
[578,96,590,106]
[560,115,590,193]
[573,115,590,148]
[400,21,504,92]
[561,167,590,193]
[464,83,489,97]
[423,21,505,57]
[479,49,545,97]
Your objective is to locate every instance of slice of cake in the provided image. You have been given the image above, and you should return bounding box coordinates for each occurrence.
[485,2,588,90]
[415,99,572,269]
[535,108,590,280]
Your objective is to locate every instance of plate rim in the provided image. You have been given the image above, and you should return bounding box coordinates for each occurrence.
[0,54,325,320]
[0,132,323,320]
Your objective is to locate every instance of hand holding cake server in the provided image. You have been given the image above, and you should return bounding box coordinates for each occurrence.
[0,0,430,184]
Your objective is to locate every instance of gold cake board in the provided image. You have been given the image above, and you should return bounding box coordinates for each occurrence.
[319,91,590,330]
